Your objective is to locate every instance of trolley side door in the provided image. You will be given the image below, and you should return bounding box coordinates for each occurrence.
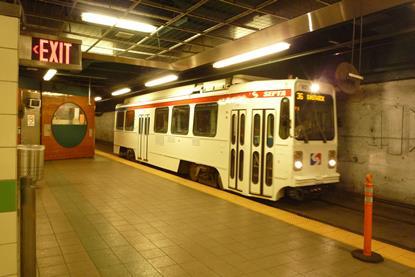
[137,114,143,160]
[143,115,150,161]
[262,110,275,197]
[229,110,239,190]
[250,110,264,195]
[229,110,247,191]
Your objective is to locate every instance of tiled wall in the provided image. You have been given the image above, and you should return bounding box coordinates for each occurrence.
[0,14,19,277]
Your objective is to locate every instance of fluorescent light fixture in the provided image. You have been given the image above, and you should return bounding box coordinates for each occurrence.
[43,69,57,81]
[145,74,178,87]
[310,83,320,93]
[111,87,131,96]
[213,42,290,68]
[94,96,102,101]
[81,12,157,33]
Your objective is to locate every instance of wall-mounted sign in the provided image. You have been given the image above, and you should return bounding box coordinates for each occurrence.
[19,33,82,71]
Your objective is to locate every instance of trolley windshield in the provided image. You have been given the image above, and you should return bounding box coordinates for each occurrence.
[294,91,334,142]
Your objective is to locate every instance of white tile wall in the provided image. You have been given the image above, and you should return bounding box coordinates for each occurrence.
[0,13,18,277]
[0,48,17,82]
[0,115,16,147]
[0,15,18,49]
[0,81,17,115]
[0,243,17,276]
[0,147,16,184]
[0,212,16,244]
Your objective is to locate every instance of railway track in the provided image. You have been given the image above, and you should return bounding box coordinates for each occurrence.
[260,191,415,252]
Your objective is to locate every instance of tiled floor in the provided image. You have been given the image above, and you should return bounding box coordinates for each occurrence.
[36,155,415,277]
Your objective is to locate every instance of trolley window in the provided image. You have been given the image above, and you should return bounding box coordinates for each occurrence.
[238,150,244,181]
[230,149,235,179]
[172,105,190,135]
[125,110,135,131]
[252,151,259,184]
[253,114,261,147]
[154,107,169,133]
[295,92,334,141]
[240,114,245,145]
[266,114,274,147]
[231,114,236,144]
[265,153,273,186]
[193,103,218,137]
[279,98,290,139]
[116,111,125,130]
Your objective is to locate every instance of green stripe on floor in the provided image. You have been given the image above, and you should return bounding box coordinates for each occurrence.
[0,180,16,212]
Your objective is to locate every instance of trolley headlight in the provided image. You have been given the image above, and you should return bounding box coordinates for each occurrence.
[293,151,303,171]
[328,150,337,168]
[328,159,336,168]
[294,160,303,170]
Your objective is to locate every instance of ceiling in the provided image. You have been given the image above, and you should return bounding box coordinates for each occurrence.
[15,0,340,89]
[8,0,415,111]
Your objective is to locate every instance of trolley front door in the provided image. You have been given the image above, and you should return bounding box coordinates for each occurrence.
[250,109,275,197]
[138,114,150,161]
[229,110,247,191]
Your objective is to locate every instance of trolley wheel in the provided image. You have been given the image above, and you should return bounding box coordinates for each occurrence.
[287,188,305,201]
[126,149,135,161]
[189,163,199,181]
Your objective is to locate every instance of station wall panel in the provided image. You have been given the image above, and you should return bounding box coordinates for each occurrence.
[0,12,18,277]
[0,115,17,147]
[0,82,17,114]
[0,148,16,180]
[0,212,17,244]
[0,48,17,82]
[0,15,18,49]
[0,243,17,276]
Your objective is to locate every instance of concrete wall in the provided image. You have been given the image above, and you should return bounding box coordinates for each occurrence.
[95,111,114,143]
[0,13,19,277]
[337,79,415,205]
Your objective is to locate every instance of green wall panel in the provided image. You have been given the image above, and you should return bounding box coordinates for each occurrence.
[0,180,16,212]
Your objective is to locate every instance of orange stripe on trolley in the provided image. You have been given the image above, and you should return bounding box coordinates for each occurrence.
[122,89,292,111]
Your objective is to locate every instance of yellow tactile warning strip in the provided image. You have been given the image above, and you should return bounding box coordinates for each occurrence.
[95,150,415,269]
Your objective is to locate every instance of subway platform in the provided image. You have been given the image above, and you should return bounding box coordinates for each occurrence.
[35,152,415,277]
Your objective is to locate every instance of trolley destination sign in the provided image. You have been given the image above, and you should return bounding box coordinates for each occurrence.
[19,33,82,71]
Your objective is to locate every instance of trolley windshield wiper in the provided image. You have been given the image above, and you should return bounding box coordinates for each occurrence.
[312,103,327,143]
[295,111,309,143]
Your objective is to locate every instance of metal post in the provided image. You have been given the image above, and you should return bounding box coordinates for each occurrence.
[351,174,383,263]
[20,176,37,277]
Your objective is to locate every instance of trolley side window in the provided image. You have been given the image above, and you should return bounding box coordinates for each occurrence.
[279,98,290,139]
[194,103,218,137]
[116,111,125,130]
[154,107,169,133]
[172,105,190,135]
[125,110,135,131]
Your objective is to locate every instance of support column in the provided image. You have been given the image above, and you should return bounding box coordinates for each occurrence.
[0,3,20,277]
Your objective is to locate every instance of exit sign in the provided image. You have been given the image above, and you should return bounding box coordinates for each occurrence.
[19,34,82,71]
[32,38,75,64]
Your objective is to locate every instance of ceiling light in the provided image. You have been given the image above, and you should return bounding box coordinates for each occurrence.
[145,74,178,87]
[212,42,290,68]
[81,12,157,33]
[94,96,102,101]
[43,69,57,81]
[111,87,131,96]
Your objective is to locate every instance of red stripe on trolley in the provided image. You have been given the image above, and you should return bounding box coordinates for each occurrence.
[124,89,291,110]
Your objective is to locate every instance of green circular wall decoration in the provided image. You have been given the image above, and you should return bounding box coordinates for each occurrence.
[52,103,87,148]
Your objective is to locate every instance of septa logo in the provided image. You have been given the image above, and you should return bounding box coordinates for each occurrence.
[310,153,322,165]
